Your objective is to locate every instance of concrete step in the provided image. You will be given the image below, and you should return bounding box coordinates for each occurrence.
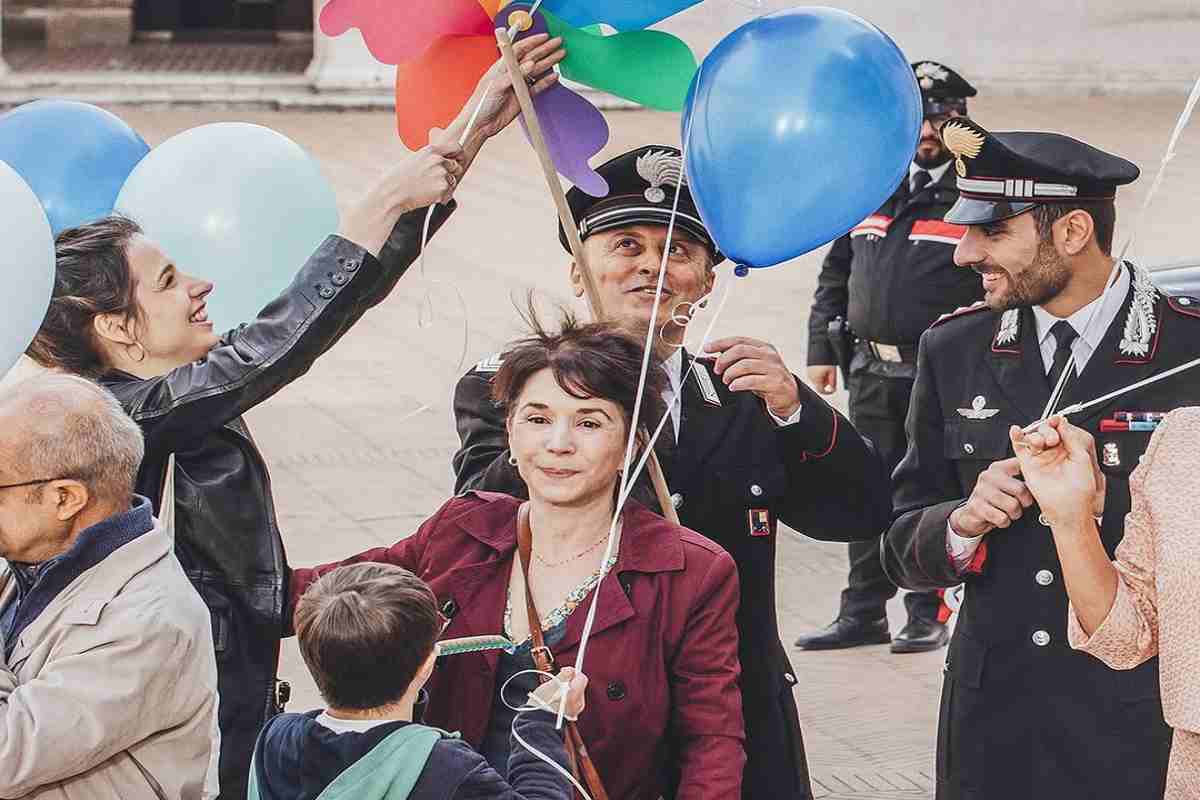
[0,70,634,111]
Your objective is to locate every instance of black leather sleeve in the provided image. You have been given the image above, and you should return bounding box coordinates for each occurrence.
[108,203,455,452]
[807,234,852,366]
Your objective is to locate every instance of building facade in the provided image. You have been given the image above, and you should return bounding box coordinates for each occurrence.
[0,1,1197,96]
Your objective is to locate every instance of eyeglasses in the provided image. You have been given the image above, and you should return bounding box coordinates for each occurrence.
[0,478,66,492]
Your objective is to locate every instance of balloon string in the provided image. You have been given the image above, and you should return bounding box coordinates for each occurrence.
[618,283,733,512]
[562,65,703,728]
[499,668,594,800]
[412,0,551,372]
[1036,70,1200,424]
[1023,353,1200,434]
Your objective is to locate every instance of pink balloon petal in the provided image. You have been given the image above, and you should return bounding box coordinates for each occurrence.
[320,0,493,65]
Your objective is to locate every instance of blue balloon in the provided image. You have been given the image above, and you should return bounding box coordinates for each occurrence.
[116,123,339,334]
[540,0,700,30]
[0,161,55,377]
[0,100,149,234]
[682,7,921,269]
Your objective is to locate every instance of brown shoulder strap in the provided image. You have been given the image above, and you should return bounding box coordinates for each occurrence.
[515,503,610,800]
[516,502,555,677]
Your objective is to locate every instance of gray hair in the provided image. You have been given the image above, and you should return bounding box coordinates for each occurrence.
[0,373,144,506]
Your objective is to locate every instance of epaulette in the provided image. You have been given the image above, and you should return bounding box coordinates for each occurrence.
[1165,294,1200,320]
[929,300,990,329]
[473,352,504,373]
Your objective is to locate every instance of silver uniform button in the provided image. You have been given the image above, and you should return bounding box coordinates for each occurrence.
[750,484,764,497]
[963,443,975,455]
[670,492,684,510]
[1032,630,1051,647]
[1035,569,1054,586]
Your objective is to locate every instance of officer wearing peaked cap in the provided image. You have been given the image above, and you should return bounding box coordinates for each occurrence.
[799,61,983,654]
[453,145,893,799]
[882,117,1200,800]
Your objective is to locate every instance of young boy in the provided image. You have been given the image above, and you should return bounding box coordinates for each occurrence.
[251,563,586,800]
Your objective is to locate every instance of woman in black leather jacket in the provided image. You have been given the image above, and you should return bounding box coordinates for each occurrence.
[25,34,566,798]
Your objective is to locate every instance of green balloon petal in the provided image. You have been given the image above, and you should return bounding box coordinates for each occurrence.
[544,11,697,112]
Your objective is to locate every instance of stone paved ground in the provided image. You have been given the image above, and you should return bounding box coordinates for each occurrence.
[111,94,1198,798]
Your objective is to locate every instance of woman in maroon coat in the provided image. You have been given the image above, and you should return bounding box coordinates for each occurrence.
[291,315,744,799]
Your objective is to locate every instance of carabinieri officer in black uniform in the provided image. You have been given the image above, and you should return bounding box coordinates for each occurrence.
[452,146,893,799]
[799,61,984,654]
[882,116,1200,800]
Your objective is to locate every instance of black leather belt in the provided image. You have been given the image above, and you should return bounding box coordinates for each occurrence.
[856,339,918,364]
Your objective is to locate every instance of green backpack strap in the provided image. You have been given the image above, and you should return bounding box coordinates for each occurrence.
[246,752,262,800]
[315,725,453,800]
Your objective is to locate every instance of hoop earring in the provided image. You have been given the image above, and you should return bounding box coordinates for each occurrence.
[125,341,146,364]
[508,454,518,467]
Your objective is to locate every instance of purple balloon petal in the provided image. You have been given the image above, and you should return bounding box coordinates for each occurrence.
[519,85,610,197]
[500,4,609,196]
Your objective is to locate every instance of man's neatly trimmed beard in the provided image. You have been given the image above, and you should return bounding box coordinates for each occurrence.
[990,237,1071,311]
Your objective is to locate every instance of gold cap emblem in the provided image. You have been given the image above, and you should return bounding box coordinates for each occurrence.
[941,119,985,177]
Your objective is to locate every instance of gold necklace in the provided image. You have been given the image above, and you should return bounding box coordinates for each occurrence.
[532,530,612,568]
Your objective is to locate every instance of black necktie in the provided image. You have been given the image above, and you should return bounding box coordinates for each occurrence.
[1046,320,1079,389]
[910,169,932,195]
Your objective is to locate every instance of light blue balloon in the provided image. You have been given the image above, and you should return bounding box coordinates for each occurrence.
[0,100,149,234]
[683,7,921,269]
[116,123,339,333]
[0,161,54,377]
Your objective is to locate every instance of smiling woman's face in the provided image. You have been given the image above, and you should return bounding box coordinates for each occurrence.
[573,224,714,331]
[124,234,219,367]
[506,368,628,509]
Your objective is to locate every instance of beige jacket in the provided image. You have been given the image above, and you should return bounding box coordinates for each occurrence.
[0,519,219,799]
[1068,406,1200,735]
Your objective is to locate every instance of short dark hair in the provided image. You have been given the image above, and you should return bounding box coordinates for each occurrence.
[295,563,441,710]
[1033,202,1116,256]
[492,309,667,440]
[27,216,144,378]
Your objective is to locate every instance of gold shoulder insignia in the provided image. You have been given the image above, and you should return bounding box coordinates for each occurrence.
[942,119,985,177]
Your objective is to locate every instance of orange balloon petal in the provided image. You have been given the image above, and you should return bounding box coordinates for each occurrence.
[395,36,497,150]
[479,0,504,19]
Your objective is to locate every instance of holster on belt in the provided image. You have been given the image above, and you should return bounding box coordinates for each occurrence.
[827,317,854,382]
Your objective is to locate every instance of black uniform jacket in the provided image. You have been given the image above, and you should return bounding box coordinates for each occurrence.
[100,203,453,799]
[453,351,892,798]
[808,166,982,364]
[882,265,1200,800]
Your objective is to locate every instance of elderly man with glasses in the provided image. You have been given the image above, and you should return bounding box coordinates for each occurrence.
[0,373,218,800]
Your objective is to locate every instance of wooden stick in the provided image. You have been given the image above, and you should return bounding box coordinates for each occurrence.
[495,27,604,322]
[495,27,680,525]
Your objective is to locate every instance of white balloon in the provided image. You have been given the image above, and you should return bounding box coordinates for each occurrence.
[0,161,54,378]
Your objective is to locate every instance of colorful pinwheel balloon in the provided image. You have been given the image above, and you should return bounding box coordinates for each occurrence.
[317,0,698,196]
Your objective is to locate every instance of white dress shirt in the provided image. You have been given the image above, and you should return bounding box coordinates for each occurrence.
[908,160,953,193]
[660,349,802,441]
[946,265,1130,568]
